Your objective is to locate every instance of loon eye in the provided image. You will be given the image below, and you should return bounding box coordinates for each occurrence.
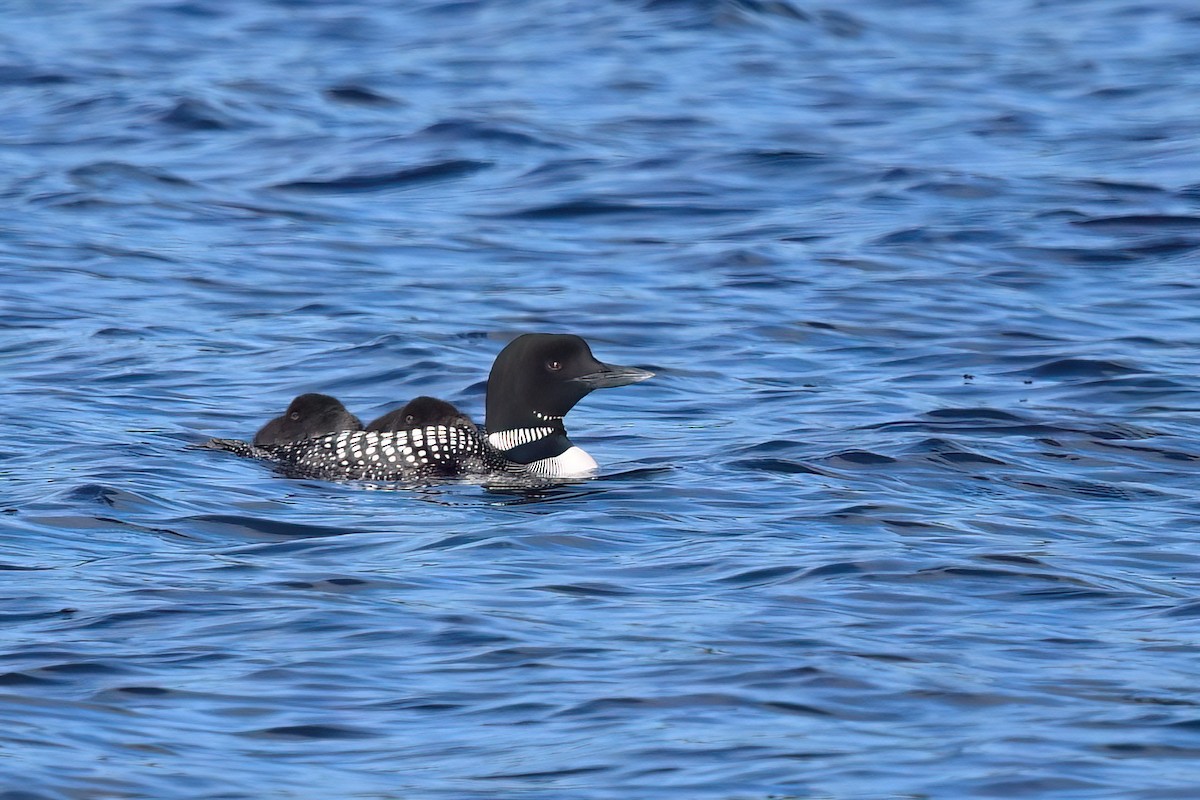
[289,411,301,421]
[405,414,416,425]
[546,359,562,372]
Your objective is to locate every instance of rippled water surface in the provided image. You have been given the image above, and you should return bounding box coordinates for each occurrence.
[4,1,1200,797]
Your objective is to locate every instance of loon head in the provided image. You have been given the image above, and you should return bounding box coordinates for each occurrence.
[485,333,653,473]
[400,396,476,429]
[254,393,363,446]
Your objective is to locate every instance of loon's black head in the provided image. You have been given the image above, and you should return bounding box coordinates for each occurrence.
[254,393,363,446]
[367,395,476,433]
[485,334,653,435]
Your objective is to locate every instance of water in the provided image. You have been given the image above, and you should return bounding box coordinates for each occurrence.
[3,0,1200,796]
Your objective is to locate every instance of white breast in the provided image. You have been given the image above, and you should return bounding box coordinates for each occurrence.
[526,446,599,479]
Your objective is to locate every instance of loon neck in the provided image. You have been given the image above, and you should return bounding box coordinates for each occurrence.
[485,400,569,433]
[487,426,569,464]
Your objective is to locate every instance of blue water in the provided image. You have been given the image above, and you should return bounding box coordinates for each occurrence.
[4,0,1200,797]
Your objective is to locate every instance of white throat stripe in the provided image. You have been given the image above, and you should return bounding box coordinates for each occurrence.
[488,427,555,451]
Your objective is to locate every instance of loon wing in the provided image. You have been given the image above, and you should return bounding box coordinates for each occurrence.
[201,437,272,459]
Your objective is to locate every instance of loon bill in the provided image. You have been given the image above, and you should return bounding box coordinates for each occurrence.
[205,333,653,482]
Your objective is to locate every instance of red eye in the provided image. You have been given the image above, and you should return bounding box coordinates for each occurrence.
[546,360,562,371]
[289,411,301,421]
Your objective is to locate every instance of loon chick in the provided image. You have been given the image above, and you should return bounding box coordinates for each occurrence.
[253,393,363,446]
[216,334,652,482]
[366,396,477,433]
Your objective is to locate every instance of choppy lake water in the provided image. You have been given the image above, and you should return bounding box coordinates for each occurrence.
[4,1,1200,797]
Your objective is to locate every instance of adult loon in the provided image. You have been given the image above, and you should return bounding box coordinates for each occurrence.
[481,333,652,477]
[253,393,363,446]
[366,395,476,433]
[209,334,652,482]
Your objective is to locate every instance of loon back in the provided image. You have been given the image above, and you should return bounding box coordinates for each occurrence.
[254,425,518,481]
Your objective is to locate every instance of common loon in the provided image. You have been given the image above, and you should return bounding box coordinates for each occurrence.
[209,334,652,482]
[253,393,363,446]
[366,395,476,433]
[482,333,652,477]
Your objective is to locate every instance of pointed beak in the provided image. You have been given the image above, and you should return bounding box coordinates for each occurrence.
[571,362,655,390]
